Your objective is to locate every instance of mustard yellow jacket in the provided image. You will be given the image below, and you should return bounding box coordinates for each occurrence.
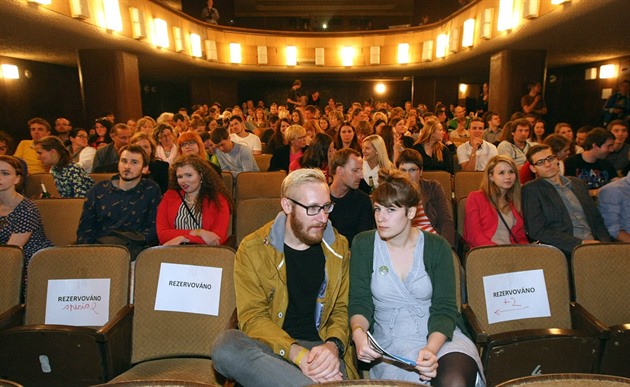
[235,212,358,379]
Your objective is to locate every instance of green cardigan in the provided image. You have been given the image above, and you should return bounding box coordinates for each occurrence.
[349,230,469,341]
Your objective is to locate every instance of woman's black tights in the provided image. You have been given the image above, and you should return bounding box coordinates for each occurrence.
[431,352,479,387]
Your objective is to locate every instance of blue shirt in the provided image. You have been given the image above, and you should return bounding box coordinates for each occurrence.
[598,174,630,239]
[77,176,161,244]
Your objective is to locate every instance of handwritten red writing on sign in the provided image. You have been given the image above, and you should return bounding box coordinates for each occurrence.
[62,302,99,314]
[495,297,529,315]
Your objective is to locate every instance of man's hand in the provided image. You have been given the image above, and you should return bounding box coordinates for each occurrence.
[304,342,343,383]
[470,136,483,149]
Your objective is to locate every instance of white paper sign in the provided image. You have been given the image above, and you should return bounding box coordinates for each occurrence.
[483,269,550,324]
[154,263,222,316]
[45,278,111,326]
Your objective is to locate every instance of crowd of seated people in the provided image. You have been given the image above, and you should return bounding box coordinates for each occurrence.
[1,90,629,385]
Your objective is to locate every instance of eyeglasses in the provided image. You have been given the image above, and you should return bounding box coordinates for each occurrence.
[532,154,558,167]
[180,141,197,148]
[288,198,334,216]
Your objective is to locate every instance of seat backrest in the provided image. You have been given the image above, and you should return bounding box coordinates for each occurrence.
[572,243,630,326]
[465,244,570,335]
[221,172,234,198]
[495,372,630,386]
[456,197,467,237]
[254,154,272,172]
[24,245,130,325]
[89,173,116,184]
[0,246,24,315]
[131,246,236,364]
[24,173,59,199]
[236,198,283,245]
[34,198,85,246]
[454,171,483,202]
[452,250,463,309]
[423,171,453,200]
[235,171,286,201]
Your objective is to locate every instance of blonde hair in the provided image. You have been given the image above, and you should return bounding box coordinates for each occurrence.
[285,125,306,143]
[281,168,327,199]
[414,119,446,162]
[363,134,394,171]
[480,155,521,214]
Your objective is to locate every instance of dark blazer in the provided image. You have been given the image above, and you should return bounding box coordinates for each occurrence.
[421,179,455,247]
[268,144,291,172]
[522,176,611,255]
[92,143,119,173]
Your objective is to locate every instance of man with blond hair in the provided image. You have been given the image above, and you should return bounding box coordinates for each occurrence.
[212,168,356,386]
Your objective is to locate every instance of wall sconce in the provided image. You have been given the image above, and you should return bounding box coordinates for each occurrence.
[422,41,433,62]
[523,0,540,18]
[341,47,354,67]
[70,0,90,19]
[497,0,514,31]
[205,40,217,61]
[129,7,145,39]
[462,19,475,47]
[257,46,268,65]
[286,46,297,66]
[397,43,409,64]
[229,43,242,64]
[375,83,386,95]
[370,46,380,65]
[599,64,618,79]
[584,68,597,80]
[153,19,169,48]
[1,64,20,79]
[190,34,202,58]
[459,83,468,98]
[449,28,459,53]
[102,0,123,32]
[173,27,183,53]
[436,34,448,58]
[481,8,493,39]
[315,48,325,66]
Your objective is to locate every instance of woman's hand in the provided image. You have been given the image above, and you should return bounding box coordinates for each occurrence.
[163,235,190,245]
[415,347,438,381]
[352,327,382,363]
[192,229,221,246]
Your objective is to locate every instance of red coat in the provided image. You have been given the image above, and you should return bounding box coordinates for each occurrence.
[463,190,529,248]
[156,189,231,245]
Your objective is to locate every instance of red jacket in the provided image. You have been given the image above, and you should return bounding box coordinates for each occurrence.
[156,189,231,245]
[463,190,528,248]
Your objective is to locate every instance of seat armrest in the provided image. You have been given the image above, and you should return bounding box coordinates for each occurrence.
[96,305,133,342]
[462,305,488,343]
[96,305,134,380]
[571,302,610,339]
[487,327,598,346]
[0,305,24,331]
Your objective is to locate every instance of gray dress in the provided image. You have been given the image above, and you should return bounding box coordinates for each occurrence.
[370,232,484,385]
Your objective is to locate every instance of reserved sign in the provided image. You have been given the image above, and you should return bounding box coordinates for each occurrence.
[154,263,222,316]
[45,278,111,326]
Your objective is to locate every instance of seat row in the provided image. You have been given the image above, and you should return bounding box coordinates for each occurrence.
[0,242,628,386]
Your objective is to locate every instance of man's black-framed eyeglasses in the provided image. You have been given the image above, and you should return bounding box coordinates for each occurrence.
[288,198,334,216]
[532,154,557,167]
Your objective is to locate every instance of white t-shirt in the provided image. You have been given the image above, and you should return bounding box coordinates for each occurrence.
[457,140,498,171]
[230,133,262,153]
[363,160,380,188]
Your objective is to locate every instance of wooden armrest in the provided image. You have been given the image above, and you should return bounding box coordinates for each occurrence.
[96,305,134,342]
[0,305,25,331]
[570,302,610,339]
[487,327,598,346]
[462,305,488,343]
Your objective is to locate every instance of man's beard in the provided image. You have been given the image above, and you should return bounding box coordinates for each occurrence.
[289,214,325,245]
[120,170,141,182]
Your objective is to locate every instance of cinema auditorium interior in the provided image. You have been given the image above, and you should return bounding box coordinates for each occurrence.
[0,0,629,386]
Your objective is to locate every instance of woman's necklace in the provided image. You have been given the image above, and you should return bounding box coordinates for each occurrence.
[184,194,196,205]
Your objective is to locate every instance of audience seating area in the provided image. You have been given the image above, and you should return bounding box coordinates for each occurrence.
[4,170,630,386]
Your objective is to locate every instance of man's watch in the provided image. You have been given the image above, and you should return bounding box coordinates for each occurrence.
[326,337,344,358]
